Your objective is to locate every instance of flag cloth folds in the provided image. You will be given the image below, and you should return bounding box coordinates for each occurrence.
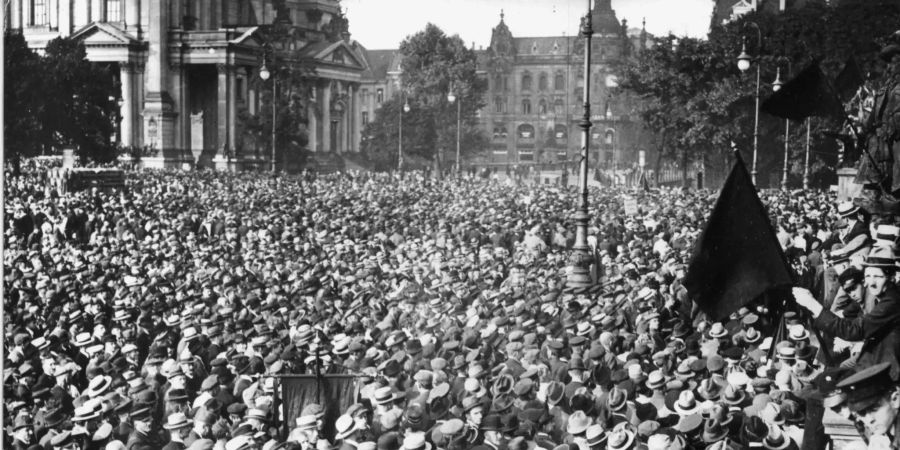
[834,55,865,103]
[761,60,845,121]
[683,155,794,321]
[280,375,358,439]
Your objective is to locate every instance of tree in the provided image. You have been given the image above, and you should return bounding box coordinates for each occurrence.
[4,32,46,173]
[361,23,488,174]
[238,24,315,170]
[617,1,900,188]
[42,37,120,163]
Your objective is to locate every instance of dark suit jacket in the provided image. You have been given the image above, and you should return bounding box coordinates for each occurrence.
[815,284,900,380]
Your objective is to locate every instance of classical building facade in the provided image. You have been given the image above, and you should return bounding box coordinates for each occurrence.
[9,0,373,169]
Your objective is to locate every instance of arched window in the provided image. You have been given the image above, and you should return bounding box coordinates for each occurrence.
[493,74,503,91]
[605,130,615,145]
[518,124,535,140]
[494,97,504,113]
[555,124,568,140]
[555,73,565,90]
[521,99,531,115]
[538,99,547,115]
[521,73,533,91]
[538,73,548,91]
[554,99,565,114]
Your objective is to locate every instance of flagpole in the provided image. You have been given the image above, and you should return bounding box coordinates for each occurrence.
[803,118,811,189]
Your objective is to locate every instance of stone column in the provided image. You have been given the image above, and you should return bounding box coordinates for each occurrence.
[58,0,71,36]
[350,83,359,152]
[308,101,317,152]
[216,64,230,158]
[10,0,22,30]
[91,0,102,22]
[338,83,346,153]
[48,0,58,29]
[142,0,176,158]
[120,62,136,147]
[125,0,141,33]
[22,0,30,26]
[322,81,331,152]
[227,66,237,158]
[169,61,186,155]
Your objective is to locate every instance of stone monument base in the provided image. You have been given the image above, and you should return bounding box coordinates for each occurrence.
[837,167,863,202]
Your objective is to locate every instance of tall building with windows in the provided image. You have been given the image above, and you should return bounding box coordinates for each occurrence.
[361,2,655,169]
[8,0,374,169]
[477,2,652,167]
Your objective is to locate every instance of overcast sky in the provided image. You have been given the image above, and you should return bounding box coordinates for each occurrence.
[343,0,715,50]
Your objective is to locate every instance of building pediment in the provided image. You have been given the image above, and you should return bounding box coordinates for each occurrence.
[70,22,141,47]
[299,40,366,71]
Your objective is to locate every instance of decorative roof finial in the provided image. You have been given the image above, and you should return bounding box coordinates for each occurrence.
[642,17,646,30]
[500,9,505,22]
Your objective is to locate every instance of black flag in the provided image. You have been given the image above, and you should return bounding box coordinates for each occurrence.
[834,56,865,102]
[761,60,845,121]
[683,155,794,321]
[280,375,358,440]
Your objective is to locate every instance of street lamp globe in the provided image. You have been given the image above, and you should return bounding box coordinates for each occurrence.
[403,101,410,113]
[447,91,456,104]
[772,67,783,92]
[259,65,271,81]
[736,43,752,72]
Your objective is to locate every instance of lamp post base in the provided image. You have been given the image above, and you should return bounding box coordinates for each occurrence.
[566,248,593,288]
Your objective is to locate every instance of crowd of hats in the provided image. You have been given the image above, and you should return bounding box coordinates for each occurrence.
[1,162,865,450]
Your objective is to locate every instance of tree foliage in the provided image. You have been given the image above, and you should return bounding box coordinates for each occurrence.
[237,25,315,168]
[4,33,120,165]
[4,32,45,166]
[361,23,488,172]
[617,1,900,188]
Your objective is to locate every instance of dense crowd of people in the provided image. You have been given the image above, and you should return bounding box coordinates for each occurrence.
[4,160,899,450]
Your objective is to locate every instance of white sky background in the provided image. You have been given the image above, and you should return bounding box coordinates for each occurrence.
[342,0,715,50]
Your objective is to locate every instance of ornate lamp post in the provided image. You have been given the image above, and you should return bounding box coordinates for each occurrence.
[566,0,594,289]
[399,92,410,171]
[259,60,276,173]
[736,21,761,186]
[772,60,792,191]
[447,85,462,176]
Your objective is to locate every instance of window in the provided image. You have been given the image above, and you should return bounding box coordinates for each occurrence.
[236,78,245,102]
[376,89,384,104]
[538,73,548,91]
[494,75,503,91]
[605,130,615,145]
[554,99,564,115]
[361,88,368,99]
[521,74,532,91]
[106,0,121,21]
[518,124,534,139]
[494,97,504,113]
[521,99,531,115]
[503,77,508,91]
[362,111,369,125]
[492,126,507,140]
[538,99,547,115]
[555,124,567,140]
[555,73,565,90]
[32,0,48,25]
